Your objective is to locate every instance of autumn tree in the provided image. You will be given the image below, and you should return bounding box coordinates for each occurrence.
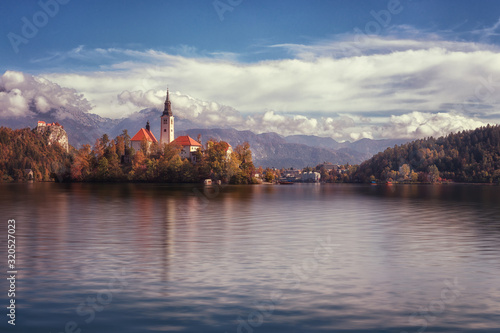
[399,164,411,181]
[129,150,147,181]
[71,144,92,181]
[232,142,255,184]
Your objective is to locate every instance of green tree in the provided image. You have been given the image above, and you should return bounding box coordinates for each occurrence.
[428,164,440,183]
[96,157,110,181]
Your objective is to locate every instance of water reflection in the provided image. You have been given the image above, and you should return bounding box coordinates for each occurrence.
[0,183,499,332]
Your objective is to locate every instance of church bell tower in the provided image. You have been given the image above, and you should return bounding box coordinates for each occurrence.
[160,89,174,145]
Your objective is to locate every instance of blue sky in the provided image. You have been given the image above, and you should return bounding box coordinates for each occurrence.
[1,0,500,140]
[2,0,500,68]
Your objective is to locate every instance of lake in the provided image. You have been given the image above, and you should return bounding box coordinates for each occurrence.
[1,182,500,333]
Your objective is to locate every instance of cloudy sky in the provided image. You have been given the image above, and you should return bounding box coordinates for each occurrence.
[1,0,500,141]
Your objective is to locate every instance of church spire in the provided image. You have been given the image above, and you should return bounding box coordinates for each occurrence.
[163,88,173,116]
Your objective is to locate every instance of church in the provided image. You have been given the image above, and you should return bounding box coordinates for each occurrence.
[130,89,202,162]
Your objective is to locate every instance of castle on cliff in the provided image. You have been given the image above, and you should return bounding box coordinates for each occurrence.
[36,121,69,153]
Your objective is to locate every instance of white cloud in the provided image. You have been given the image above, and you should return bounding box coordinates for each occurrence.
[377,111,487,139]
[0,70,92,118]
[0,88,30,117]
[0,70,489,142]
[470,17,500,42]
[115,88,373,140]
[272,34,498,60]
[3,32,500,141]
[40,38,500,122]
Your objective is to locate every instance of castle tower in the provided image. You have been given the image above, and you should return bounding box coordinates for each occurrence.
[160,89,174,145]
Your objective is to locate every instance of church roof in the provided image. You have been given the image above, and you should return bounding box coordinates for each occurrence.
[131,128,158,143]
[173,135,202,147]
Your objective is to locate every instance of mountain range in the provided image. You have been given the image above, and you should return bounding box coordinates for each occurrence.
[1,107,409,168]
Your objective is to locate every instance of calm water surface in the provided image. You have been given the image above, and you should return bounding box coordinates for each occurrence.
[1,183,500,332]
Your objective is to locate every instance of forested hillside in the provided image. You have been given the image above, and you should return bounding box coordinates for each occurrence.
[0,126,256,184]
[0,127,71,182]
[356,125,500,183]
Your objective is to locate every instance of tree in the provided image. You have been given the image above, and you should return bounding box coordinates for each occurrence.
[233,142,255,184]
[96,157,110,181]
[410,170,419,183]
[0,126,263,184]
[399,164,410,181]
[93,138,105,160]
[162,142,182,161]
[303,166,313,173]
[355,125,500,183]
[140,138,149,155]
[264,168,275,182]
[129,150,147,181]
[318,167,330,182]
[0,127,71,183]
[114,135,126,157]
[428,164,440,183]
[119,129,132,156]
[71,144,92,181]
[204,140,230,182]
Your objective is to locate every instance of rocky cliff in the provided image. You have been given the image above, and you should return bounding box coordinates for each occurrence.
[36,123,69,153]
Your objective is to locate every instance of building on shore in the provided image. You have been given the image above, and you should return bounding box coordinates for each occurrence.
[317,162,339,171]
[130,121,158,153]
[129,89,207,162]
[172,135,202,163]
[302,171,321,182]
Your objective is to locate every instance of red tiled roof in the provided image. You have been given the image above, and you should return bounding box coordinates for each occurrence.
[36,121,64,129]
[131,128,158,143]
[172,135,202,147]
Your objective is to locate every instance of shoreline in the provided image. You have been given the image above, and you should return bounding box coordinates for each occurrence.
[1,180,499,186]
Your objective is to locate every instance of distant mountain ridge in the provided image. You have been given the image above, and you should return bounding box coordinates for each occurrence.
[1,107,196,148]
[1,108,118,147]
[2,107,410,168]
[284,135,409,158]
[177,128,367,168]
